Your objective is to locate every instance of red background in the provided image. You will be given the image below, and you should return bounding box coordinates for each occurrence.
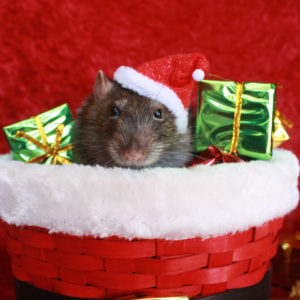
[0,1,299,299]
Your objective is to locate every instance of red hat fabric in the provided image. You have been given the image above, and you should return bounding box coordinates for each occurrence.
[114,53,209,133]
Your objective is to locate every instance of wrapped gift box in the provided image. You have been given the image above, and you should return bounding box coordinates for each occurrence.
[3,104,74,165]
[194,80,276,160]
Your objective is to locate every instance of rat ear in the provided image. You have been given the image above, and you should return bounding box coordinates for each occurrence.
[93,70,113,101]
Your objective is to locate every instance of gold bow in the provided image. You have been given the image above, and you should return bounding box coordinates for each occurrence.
[15,115,73,164]
[273,110,292,148]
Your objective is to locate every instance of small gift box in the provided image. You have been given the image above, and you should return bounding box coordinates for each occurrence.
[194,80,276,160]
[3,103,74,164]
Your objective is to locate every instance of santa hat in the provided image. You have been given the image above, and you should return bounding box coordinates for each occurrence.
[113,53,209,134]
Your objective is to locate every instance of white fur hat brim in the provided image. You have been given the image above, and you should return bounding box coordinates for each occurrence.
[114,66,188,134]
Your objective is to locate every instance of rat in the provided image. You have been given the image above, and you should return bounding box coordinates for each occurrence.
[72,70,194,168]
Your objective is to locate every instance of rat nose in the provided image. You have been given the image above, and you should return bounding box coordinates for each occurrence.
[122,149,146,162]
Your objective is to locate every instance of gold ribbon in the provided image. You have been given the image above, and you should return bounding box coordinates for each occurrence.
[229,82,244,154]
[208,74,244,154]
[273,110,292,148]
[15,116,73,164]
[275,110,292,128]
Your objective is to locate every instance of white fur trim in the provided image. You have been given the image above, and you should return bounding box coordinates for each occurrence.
[192,69,205,81]
[114,66,188,134]
[0,149,298,240]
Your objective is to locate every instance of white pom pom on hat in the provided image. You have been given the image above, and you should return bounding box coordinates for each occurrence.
[114,53,209,133]
[192,69,205,81]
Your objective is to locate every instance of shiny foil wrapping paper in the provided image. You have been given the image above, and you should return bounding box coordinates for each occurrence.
[273,110,291,148]
[195,80,276,160]
[3,104,74,164]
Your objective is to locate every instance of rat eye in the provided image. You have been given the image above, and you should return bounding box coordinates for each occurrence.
[110,106,120,118]
[153,109,163,120]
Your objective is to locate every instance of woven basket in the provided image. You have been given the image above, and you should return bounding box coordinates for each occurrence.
[4,218,283,299]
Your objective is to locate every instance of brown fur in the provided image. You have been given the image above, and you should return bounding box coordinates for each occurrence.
[72,73,193,168]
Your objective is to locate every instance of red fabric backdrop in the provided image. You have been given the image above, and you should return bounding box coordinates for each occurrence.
[0,1,299,299]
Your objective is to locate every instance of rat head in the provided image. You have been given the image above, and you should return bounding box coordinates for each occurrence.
[73,71,193,168]
[74,53,209,168]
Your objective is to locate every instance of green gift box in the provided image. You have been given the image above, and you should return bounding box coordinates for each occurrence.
[194,80,276,160]
[3,104,75,164]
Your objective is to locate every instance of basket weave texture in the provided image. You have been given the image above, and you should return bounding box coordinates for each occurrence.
[4,218,283,299]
